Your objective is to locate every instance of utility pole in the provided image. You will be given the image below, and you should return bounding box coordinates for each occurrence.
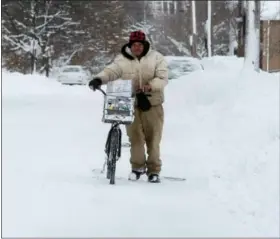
[191,0,197,57]
[254,0,261,71]
[244,0,260,71]
[207,0,212,57]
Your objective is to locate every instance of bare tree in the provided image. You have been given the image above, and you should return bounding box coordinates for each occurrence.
[226,1,238,55]
[72,1,126,69]
[2,0,79,76]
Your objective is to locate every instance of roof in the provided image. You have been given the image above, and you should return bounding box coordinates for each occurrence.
[261,1,280,20]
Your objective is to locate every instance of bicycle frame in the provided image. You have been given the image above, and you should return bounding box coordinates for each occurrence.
[97,87,124,157]
[97,87,132,184]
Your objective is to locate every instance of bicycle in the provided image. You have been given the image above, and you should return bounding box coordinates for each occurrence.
[96,82,135,185]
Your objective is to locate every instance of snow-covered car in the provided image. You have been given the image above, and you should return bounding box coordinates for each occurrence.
[57,65,91,85]
[165,56,204,80]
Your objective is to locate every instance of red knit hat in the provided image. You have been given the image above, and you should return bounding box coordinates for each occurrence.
[128,30,146,47]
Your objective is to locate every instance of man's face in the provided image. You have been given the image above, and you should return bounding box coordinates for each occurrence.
[131,42,144,57]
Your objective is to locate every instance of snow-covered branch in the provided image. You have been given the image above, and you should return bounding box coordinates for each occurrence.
[167,36,191,56]
[35,10,62,30]
[3,35,33,53]
[2,0,80,75]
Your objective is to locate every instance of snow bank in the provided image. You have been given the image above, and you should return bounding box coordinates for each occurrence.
[164,56,279,235]
[2,71,94,98]
[2,72,62,96]
[200,55,244,71]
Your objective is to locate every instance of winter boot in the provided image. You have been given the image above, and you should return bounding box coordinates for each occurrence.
[128,169,145,181]
[148,173,161,183]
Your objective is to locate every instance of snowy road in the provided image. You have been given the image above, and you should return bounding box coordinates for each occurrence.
[2,57,279,237]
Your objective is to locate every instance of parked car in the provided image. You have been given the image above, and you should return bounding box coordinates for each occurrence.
[165,57,204,80]
[57,65,91,85]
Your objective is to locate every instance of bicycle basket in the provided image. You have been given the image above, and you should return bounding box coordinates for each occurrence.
[102,95,135,124]
[102,79,135,124]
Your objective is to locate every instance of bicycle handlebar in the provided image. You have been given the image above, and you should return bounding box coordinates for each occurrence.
[96,87,106,96]
[96,87,151,97]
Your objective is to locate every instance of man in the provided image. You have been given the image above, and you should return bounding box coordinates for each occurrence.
[88,30,168,183]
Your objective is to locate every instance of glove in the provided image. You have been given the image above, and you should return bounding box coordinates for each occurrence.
[136,91,151,111]
[89,77,102,91]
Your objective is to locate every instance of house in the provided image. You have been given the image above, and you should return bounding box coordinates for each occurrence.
[260,20,280,72]
[236,11,280,72]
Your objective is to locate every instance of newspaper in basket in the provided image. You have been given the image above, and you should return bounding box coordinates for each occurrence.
[102,79,135,124]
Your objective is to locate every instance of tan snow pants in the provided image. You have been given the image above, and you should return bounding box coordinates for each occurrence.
[125,105,164,175]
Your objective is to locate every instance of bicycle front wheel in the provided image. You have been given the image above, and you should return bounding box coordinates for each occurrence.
[107,128,119,185]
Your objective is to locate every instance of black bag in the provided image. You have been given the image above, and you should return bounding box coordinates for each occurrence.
[136,91,151,111]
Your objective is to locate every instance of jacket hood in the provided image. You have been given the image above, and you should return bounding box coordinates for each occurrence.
[121,41,150,60]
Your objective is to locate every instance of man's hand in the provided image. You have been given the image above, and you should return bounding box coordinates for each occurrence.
[135,83,152,93]
[143,84,152,92]
[89,77,102,91]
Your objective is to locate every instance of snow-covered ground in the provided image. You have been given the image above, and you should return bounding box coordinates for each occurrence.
[2,56,279,237]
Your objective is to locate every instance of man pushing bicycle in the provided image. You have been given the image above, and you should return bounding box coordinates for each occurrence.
[88,30,168,183]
